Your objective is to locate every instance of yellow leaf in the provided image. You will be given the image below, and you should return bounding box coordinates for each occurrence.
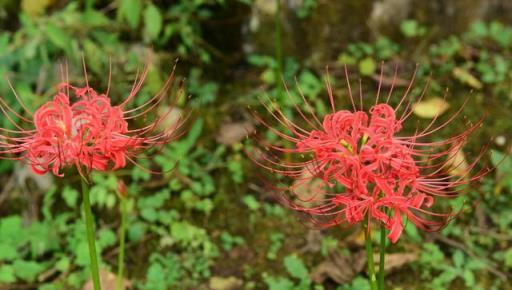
[21,0,54,17]
[445,148,469,177]
[452,67,483,90]
[412,97,450,119]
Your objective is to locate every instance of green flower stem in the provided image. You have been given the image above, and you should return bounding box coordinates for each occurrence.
[379,223,386,290]
[275,0,283,92]
[364,223,378,290]
[116,197,127,290]
[81,179,102,290]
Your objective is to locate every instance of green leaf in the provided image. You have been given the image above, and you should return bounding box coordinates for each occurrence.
[144,4,163,41]
[452,250,465,268]
[0,243,18,261]
[400,19,426,38]
[145,262,166,290]
[74,241,90,267]
[0,34,9,55]
[0,216,26,246]
[141,208,158,222]
[119,0,142,29]
[82,10,111,27]
[469,21,488,38]
[267,233,284,260]
[339,276,371,290]
[298,70,322,99]
[180,118,203,154]
[46,24,72,50]
[28,222,58,257]
[263,276,294,290]
[138,190,170,209]
[505,248,512,268]
[128,222,146,242]
[98,229,117,250]
[359,57,376,76]
[242,195,260,211]
[12,260,45,282]
[434,268,457,285]
[62,186,79,208]
[55,257,70,272]
[283,255,309,280]
[144,254,182,290]
[463,269,475,286]
[171,222,200,243]
[337,52,357,65]
[0,265,15,283]
[420,243,444,265]
[404,220,422,242]
[375,36,400,59]
[490,150,507,168]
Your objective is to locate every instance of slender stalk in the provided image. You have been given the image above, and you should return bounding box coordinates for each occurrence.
[364,223,378,290]
[275,0,283,96]
[82,179,102,290]
[275,0,293,165]
[378,223,386,290]
[116,197,127,290]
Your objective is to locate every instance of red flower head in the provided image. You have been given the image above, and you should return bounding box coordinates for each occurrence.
[0,61,186,178]
[250,66,488,243]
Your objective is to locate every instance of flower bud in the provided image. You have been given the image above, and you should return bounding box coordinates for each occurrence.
[117,180,127,198]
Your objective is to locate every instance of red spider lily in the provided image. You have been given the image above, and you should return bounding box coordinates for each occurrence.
[0,61,186,178]
[249,65,488,243]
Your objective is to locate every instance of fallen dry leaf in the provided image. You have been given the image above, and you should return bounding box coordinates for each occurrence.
[209,276,243,290]
[311,250,367,284]
[216,121,255,145]
[444,147,469,177]
[412,97,450,119]
[157,106,184,132]
[293,170,327,209]
[300,230,324,253]
[452,67,483,90]
[373,252,418,273]
[311,242,418,285]
[82,270,130,290]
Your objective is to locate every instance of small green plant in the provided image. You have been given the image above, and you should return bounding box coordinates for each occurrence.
[419,243,486,290]
[263,254,313,290]
[220,231,245,251]
[267,232,285,260]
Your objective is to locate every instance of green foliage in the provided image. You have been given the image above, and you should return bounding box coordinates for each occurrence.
[142,253,183,290]
[491,150,512,194]
[220,231,245,251]
[0,215,58,283]
[263,254,312,290]
[243,194,261,211]
[337,276,371,290]
[400,19,427,38]
[144,4,163,41]
[267,232,284,260]
[358,57,377,76]
[296,0,318,19]
[419,244,487,290]
[0,1,510,289]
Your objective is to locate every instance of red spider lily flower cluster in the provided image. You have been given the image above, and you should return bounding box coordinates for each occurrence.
[250,67,488,243]
[0,62,186,178]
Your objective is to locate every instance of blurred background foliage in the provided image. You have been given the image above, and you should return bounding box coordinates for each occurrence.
[0,0,511,289]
